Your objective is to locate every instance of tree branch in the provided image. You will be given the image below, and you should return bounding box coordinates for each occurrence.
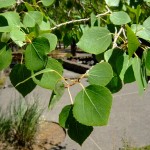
[50,7,111,31]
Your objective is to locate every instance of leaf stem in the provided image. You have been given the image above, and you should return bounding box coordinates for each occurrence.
[67,87,74,105]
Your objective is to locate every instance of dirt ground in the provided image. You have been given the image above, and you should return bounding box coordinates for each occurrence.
[0,121,66,150]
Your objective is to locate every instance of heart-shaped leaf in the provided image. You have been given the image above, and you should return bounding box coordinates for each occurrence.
[59,105,93,145]
[25,37,50,71]
[9,64,36,97]
[77,27,112,54]
[110,11,131,25]
[87,62,113,86]
[73,85,112,126]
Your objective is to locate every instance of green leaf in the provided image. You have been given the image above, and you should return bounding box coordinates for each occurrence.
[59,105,72,128]
[90,13,97,27]
[49,82,65,109]
[116,54,134,81]
[0,0,16,8]
[0,43,12,71]
[39,21,50,31]
[25,37,50,71]
[106,75,122,94]
[41,0,55,6]
[10,28,26,47]
[41,33,57,52]
[0,15,8,26]
[110,11,131,25]
[73,85,112,126]
[1,32,10,43]
[0,26,11,32]
[23,11,43,27]
[131,24,150,42]
[145,49,150,71]
[24,2,35,11]
[127,25,140,58]
[32,57,63,90]
[104,48,124,73]
[9,64,36,97]
[67,109,93,145]
[143,16,150,31]
[0,15,10,32]
[2,12,21,27]
[132,57,145,94]
[77,27,112,54]
[124,65,135,84]
[105,0,120,7]
[59,105,93,145]
[87,62,113,86]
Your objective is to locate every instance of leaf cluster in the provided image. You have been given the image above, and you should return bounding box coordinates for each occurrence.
[0,0,150,146]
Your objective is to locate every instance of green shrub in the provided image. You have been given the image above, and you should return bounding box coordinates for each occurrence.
[0,98,43,148]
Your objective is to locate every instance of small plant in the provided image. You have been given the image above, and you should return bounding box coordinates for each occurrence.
[0,97,43,148]
[121,136,150,150]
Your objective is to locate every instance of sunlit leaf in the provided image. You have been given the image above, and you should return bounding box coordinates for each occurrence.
[105,0,120,6]
[87,62,113,86]
[10,28,26,47]
[25,37,50,71]
[73,85,112,126]
[0,43,12,71]
[110,11,131,25]
[41,33,57,52]
[77,27,112,54]
[23,11,43,27]
[32,57,63,89]
[2,12,21,27]
[0,0,16,8]
[143,16,150,31]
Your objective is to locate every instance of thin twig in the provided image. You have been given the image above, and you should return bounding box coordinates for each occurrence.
[50,7,111,31]
[113,27,124,49]
[67,87,74,104]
